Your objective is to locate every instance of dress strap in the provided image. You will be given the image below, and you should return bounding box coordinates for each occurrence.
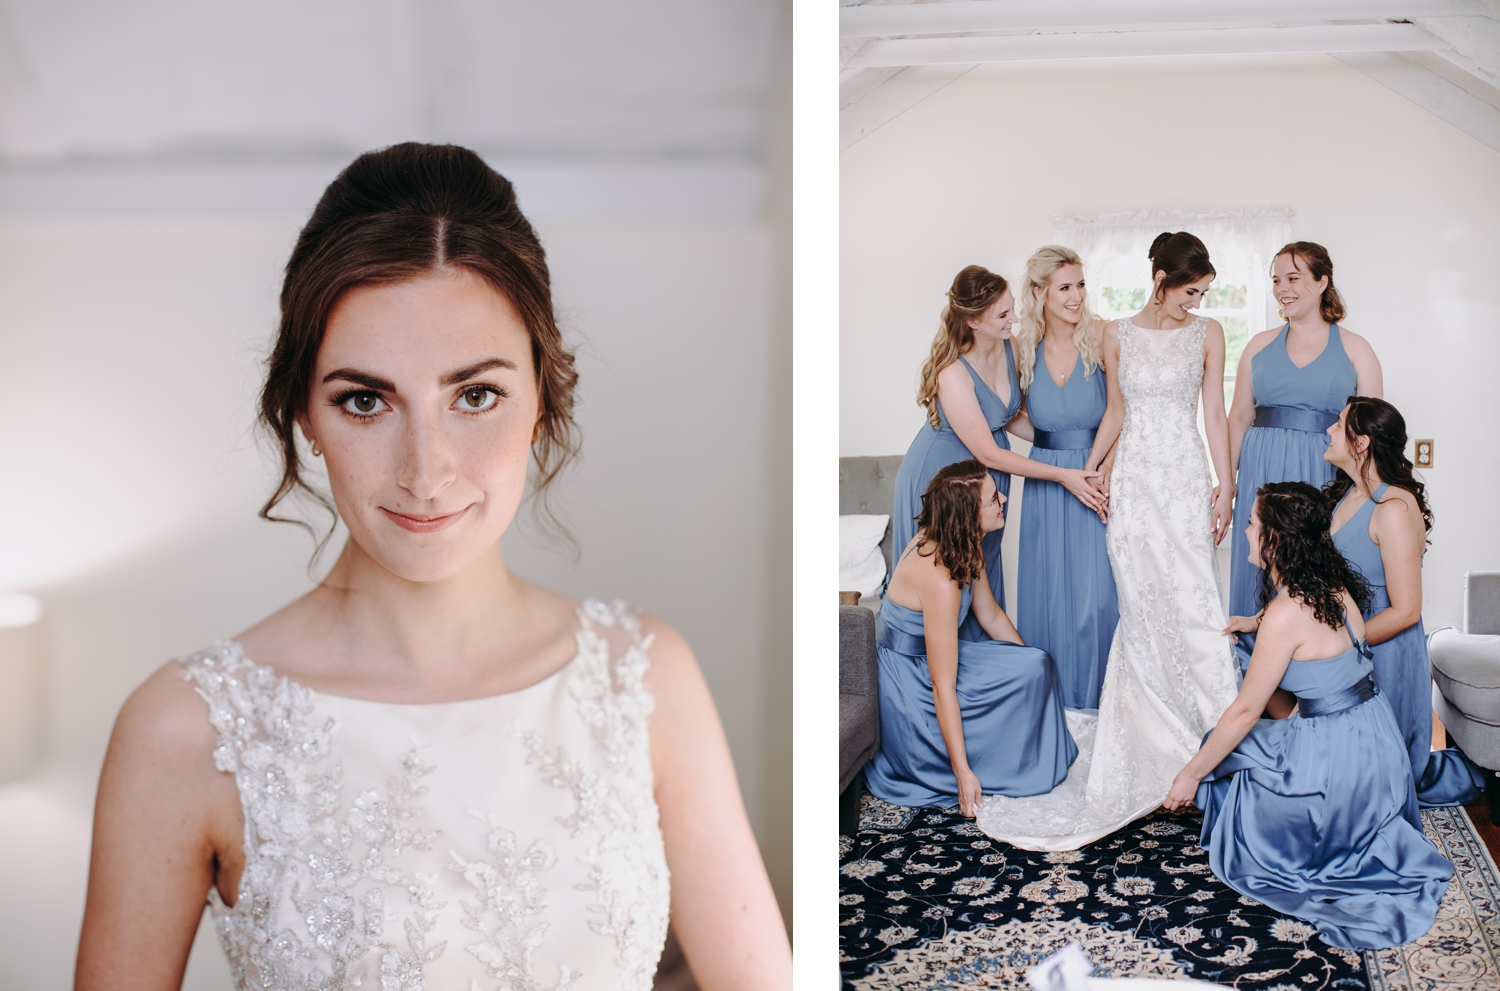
[1372,482,1391,502]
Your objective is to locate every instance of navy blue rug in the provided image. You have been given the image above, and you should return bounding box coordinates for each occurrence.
[839,796,1500,990]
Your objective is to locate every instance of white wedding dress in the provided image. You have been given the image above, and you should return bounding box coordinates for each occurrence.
[180,599,670,991]
[976,316,1239,851]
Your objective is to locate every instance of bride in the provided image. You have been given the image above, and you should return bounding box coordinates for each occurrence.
[976,233,1239,850]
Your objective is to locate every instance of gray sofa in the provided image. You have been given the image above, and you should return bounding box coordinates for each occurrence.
[1431,573,1500,803]
[839,455,903,834]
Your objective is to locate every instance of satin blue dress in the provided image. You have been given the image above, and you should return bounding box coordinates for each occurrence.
[1197,623,1452,950]
[1017,350,1118,709]
[892,344,1022,640]
[1230,324,1357,618]
[1332,483,1484,812]
[864,582,1078,807]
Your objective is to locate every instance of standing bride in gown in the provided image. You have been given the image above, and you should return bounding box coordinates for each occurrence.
[977,233,1239,850]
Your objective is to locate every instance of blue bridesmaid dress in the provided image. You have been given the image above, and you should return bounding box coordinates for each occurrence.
[1230,324,1357,618]
[1197,621,1452,951]
[864,582,1078,807]
[1017,350,1118,709]
[1332,483,1484,812]
[892,344,1023,640]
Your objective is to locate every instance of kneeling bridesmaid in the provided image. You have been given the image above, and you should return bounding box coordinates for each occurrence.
[865,459,1078,818]
[1165,482,1451,951]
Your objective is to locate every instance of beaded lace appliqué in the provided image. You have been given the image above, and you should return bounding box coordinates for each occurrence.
[181,599,670,991]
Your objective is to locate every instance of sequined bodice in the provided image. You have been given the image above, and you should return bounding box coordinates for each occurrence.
[180,600,670,991]
[1117,318,1208,419]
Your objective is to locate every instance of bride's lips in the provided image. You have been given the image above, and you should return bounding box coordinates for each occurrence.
[382,506,470,532]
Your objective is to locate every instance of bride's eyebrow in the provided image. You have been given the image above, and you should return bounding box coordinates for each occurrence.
[323,368,395,391]
[441,357,517,385]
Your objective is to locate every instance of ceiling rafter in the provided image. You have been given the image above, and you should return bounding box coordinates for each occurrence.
[839,0,1500,152]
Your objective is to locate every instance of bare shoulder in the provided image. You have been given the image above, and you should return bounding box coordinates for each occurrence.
[1101,318,1121,344]
[1242,327,1282,359]
[1338,325,1375,355]
[935,359,975,393]
[637,612,697,681]
[1258,593,1304,634]
[1202,316,1225,341]
[1373,484,1420,519]
[108,662,219,774]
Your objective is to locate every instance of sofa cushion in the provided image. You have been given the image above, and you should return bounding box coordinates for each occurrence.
[840,605,878,697]
[1430,628,1500,725]
[840,514,890,597]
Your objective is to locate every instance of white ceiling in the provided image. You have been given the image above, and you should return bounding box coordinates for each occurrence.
[840,0,1500,152]
[0,0,784,216]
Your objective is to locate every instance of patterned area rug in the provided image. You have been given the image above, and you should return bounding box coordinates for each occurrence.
[839,797,1500,990]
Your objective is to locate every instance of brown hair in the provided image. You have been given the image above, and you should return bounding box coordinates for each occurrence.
[913,459,989,586]
[1323,396,1432,542]
[1148,231,1215,303]
[258,142,579,544]
[1254,481,1372,621]
[1273,241,1346,323]
[917,266,1008,429]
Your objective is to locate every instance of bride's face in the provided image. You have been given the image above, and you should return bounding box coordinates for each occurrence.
[1155,273,1214,321]
[1038,263,1086,327]
[967,288,1016,340]
[978,474,1007,533]
[299,268,540,582]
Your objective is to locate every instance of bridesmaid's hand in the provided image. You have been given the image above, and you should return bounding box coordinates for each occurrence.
[1059,468,1107,515]
[1223,613,1261,636]
[1210,487,1234,546]
[1163,769,1201,812]
[955,767,985,819]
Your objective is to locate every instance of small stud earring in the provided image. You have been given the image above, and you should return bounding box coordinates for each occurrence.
[311,442,322,457]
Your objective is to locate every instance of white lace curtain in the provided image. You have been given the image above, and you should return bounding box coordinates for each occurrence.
[1053,207,1295,331]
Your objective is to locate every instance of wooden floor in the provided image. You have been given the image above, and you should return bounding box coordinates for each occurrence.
[1463,798,1500,863]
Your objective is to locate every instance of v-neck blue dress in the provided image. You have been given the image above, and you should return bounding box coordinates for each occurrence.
[892,343,1023,639]
[1197,616,1452,951]
[1017,349,1118,709]
[1230,324,1358,619]
[864,580,1078,808]
[1332,483,1484,814]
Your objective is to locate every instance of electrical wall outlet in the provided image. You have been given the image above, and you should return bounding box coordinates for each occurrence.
[1414,439,1434,468]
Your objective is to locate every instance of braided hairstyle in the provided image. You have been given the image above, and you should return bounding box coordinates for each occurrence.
[1255,481,1372,625]
[1324,396,1433,542]
[913,459,989,586]
[917,266,1009,429]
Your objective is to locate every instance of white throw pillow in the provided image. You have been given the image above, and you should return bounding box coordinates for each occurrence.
[840,514,890,597]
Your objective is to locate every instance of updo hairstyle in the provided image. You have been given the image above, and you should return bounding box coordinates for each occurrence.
[1273,241,1347,323]
[917,266,1009,429]
[1147,231,1215,303]
[1254,481,1372,623]
[913,459,990,586]
[257,142,580,541]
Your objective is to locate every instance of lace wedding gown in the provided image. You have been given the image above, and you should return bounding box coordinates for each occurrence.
[181,599,670,991]
[976,316,1239,851]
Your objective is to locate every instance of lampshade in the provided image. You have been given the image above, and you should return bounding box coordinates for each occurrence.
[0,592,44,783]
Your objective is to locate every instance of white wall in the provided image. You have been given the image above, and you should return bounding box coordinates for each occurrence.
[841,53,1500,630]
[0,210,789,985]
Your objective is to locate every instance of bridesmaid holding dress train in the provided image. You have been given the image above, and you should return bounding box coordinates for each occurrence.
[1226,242,1381,620]
[1167,482,1451,952]
[1011,245,1118,710]
[891,266,1105,640]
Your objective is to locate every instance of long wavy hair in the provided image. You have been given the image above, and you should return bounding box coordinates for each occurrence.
[917,266,1009,429]
[1255,481,1372,624]
[1013,244,1101,392]
[913,459,989,587]
[1274,241,1346,323]
[1324,397,1433,542]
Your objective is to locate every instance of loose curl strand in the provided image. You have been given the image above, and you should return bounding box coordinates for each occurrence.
[1013,244,1101,392]
[913,459,989,587]
[1255,481,1372,624]
[1323,396,1433,542]
[917,266,1008,429]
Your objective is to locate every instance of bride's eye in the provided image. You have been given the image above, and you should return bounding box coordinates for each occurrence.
[455,385,503,412]
[334,390,387,417]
